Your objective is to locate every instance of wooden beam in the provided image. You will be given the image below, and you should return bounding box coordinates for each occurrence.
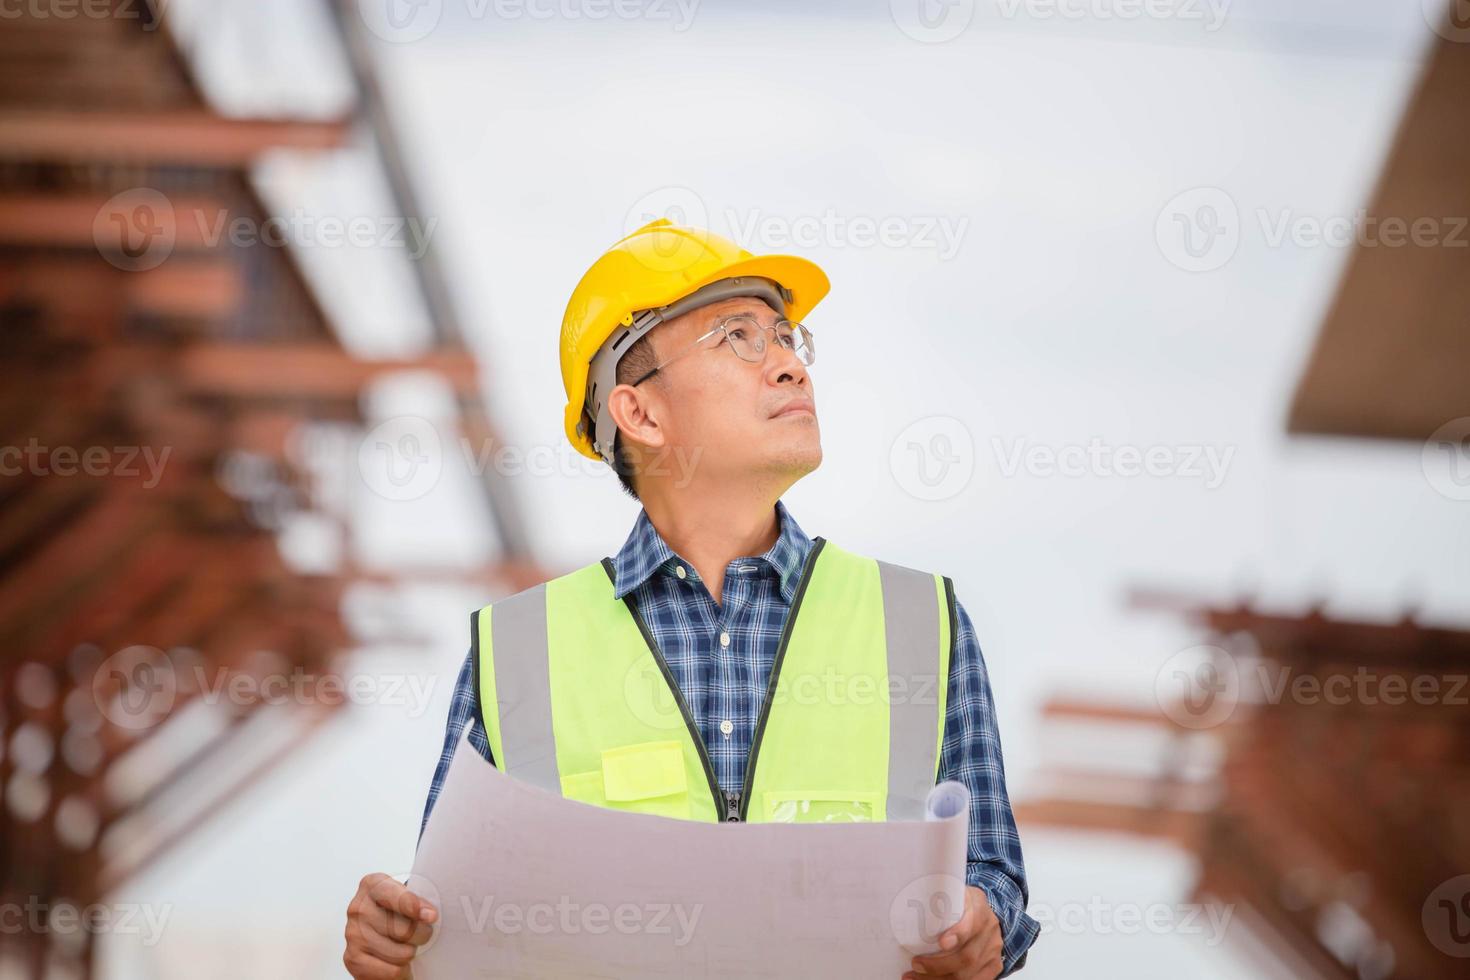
[0,193,233,251]
[1040,697,1181,728]
[125,259,245,319]
[1014,798,1204,850]
[0,489,158,635]
[0,110,352,166]
[347,556,559,595]
[1285,34,1470,440]
[171,343,482,399]
[2,254,244,322]
[1127,589,1470,669]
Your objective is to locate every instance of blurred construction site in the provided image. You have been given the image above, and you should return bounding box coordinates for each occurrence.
[1,1,1467,978]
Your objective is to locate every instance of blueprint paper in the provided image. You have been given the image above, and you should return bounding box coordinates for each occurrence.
[408,731,969,978]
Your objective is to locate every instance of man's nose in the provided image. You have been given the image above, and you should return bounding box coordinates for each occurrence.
[765,343,810,387]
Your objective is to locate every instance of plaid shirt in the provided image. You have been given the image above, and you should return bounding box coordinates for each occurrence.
[420,500,1040,974]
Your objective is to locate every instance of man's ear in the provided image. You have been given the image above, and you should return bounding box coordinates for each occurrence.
[605,383,666,454]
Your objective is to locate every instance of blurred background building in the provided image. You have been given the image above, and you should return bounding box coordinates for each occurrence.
[1019,18,1470,978]
[0,1,545,976]
[1,1,1466,978]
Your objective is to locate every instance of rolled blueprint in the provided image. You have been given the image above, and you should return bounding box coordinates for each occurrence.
[410,732,971,978]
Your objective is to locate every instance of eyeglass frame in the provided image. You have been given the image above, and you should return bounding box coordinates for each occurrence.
[579,276,796,468]
[629,314,815,387]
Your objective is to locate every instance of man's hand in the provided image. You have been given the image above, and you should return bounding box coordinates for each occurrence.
[343,872,439,980]
[904,885,1003,980]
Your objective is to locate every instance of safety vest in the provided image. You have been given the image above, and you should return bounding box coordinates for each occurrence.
[473,538,955,824]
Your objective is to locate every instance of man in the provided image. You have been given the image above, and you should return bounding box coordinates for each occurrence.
[343,219,1040,979]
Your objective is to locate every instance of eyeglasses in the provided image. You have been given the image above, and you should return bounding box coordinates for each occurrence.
[630,314,816,387]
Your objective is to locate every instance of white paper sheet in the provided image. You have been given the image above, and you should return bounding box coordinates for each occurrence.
[408,731,970,978]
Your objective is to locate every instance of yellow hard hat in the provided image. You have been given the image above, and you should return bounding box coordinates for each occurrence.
[560,218,830,465]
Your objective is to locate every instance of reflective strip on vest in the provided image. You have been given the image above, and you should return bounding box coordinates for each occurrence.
[487,584,561,790]
[476,538,954,823]
[877,559,943,821]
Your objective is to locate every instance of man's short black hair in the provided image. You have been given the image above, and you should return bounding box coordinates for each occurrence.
[610,333,660,501]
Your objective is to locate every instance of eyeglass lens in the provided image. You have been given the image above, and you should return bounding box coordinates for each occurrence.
[722,316,815,365]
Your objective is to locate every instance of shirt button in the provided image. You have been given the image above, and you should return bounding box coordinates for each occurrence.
[675,565,686,579]
[719,631,730,647]
[720,719,734,736]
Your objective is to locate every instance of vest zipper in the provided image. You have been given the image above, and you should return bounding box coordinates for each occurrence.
[734,538,827,822]
[603,540,827,825]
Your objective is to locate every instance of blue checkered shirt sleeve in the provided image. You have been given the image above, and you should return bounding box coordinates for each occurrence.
[942,597,1040,975]
[419,649,493,841]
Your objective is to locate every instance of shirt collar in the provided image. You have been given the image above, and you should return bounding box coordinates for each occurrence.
[609,499,814,604]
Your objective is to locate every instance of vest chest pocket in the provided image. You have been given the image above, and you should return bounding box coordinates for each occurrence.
[762,790,882,823]
[560,740,691,820]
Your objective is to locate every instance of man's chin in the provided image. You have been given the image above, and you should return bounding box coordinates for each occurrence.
[766,440,822,479]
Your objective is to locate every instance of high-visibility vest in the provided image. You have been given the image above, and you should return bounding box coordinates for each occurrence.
[473,537,955,823]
